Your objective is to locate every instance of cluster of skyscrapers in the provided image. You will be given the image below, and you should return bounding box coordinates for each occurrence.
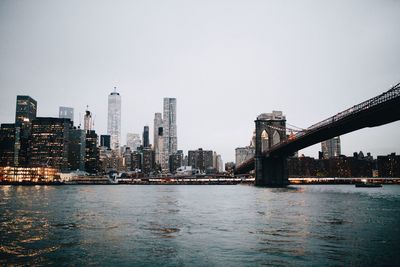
[0,89,224,180]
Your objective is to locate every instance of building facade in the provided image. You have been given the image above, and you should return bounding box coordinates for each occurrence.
[153,113,164,165]
[30,117,72,171]
[15,95,37,130]
[163,98,177,168]
[143,126,150,148]
[68,128,86,171]
[377,153,400,177]
[169,150,183,173]
[15,95,37,165]
[85,130,99,174]
[107,87,121,151]
[321,136,341,159]
[0,124,17,166]
[188,148,213,173]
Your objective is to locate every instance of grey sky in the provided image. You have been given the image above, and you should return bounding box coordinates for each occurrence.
[1,0,399,162]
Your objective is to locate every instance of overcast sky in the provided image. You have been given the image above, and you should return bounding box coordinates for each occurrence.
[0,0,399,162]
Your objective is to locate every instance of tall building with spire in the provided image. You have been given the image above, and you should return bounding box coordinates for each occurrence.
[107,87,121,151]
[163,98,177,168]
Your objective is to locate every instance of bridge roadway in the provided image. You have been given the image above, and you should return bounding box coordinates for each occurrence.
[235,83,400,175]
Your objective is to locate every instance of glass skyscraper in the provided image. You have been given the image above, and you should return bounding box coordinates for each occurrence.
[163,98,177,164]
[107,87,121,151]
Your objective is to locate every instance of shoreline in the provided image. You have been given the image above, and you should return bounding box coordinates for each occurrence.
[1,177,400,186]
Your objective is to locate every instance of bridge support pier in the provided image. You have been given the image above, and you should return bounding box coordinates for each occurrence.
[255,156,289,187]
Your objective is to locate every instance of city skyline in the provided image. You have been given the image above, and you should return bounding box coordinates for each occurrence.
[1,1,400,162]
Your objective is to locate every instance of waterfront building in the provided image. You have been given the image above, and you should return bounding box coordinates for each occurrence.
[0,124,17,166]
[30,117,72,171]
[85,130,99,174]
[0,166,58,183]
[153,113,164,165]
[321,136,341,159]
[59,106,74,122]
[287,155,374,178]
[107,87,121,151]
[143,126,150,148]
[169,150,183,173]
[377,153,400,177]
[188,148,213,173]
[126,133,141,151]
[235,146,255,166]
[68,128,86,171]
[100,135,111,149]
[163,98,177,168]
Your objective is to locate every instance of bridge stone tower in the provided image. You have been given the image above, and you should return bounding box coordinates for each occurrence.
[255,111,289,187]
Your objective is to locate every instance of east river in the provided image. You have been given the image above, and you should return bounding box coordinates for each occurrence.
[1,185,399,266]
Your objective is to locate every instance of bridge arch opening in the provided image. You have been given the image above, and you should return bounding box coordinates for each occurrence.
[261,130,269,152]
[272,130,280,147]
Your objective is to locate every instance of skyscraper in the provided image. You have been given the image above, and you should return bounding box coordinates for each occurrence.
[15,95,37,127]
[107,87,121,151]
[143,126,150,148]
[15,95,37,165]
[85,130,99,174]
[84,108,93,132]
[59,106,74,122]
[163,98,177,168]
[0,124,17,166]
[153,113,163,164]
[321,136,341,159]
[68,128,86,171]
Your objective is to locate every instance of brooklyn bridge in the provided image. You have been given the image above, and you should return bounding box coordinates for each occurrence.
[235,83,400,187]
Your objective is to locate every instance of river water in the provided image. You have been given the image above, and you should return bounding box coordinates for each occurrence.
[1,185,399,266]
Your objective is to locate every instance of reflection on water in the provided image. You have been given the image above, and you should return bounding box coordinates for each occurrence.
[1,185,400,266]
